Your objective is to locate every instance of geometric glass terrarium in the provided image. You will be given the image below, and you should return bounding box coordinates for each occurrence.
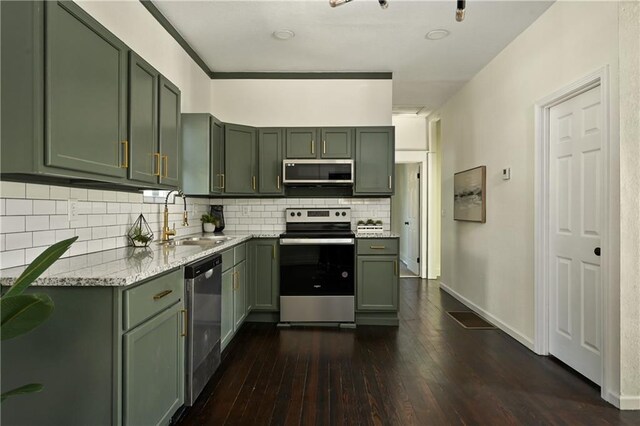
[127,214,154,248]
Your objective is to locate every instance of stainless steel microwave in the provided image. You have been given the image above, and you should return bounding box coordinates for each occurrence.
[282,159,354,185]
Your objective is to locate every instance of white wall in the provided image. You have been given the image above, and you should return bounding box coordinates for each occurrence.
[427,119,442,279]
[210,79,392,126]
[392,115,428,150]
[76,0,212,113]
[433,0,624,397]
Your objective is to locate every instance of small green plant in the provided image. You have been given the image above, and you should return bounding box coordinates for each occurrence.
[131,227,152,244]
[375,220,383,226]
[357,220,365,226]
[1,237,77,403]
[200,213,217,224]
[366,219,376,225]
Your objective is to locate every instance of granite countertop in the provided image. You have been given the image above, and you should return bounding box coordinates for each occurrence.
[0,233,279,288]
[355,232,400,239]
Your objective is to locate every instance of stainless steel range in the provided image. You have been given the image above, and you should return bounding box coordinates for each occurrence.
[279,208,355,323]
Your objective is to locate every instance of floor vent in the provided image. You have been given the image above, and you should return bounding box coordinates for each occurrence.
[447,311,496,329]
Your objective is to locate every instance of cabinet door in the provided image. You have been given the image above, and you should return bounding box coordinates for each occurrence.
[221,268,234,350]
[159,76,181,188]
[285,128,317,159]
[210,117,224,194]
[251,240,280,311]
[356,255,398,311]
[129,52,159,184]
[320,128,353,159]
[224,124,256,194]
[45,1,128,178]
[234,261,247,330]
[354,127,395,195]
[123,302,184,426]
[258,128,284,194]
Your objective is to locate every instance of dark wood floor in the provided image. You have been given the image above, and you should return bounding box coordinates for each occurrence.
[178,279,640,425]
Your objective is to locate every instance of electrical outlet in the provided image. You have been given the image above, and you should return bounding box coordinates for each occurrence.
[68,199,79,221]
[242,206,251,217]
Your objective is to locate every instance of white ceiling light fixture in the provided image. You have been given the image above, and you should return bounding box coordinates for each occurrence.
[329,0,388,9]
[425,29,450,41]
[272,29,295,41]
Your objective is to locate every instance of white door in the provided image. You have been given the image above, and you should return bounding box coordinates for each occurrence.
[548,85,602,384]
[403,163,421,275]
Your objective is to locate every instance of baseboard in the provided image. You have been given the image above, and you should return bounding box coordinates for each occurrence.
[439,281,535,351]
[355,312,399,326]
[604,390,640,410]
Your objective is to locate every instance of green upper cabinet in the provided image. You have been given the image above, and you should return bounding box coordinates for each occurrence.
[285,127,354,159]
[249,239,280,311]
[181,114,222,195]
[258,128,284,194]
[320,128,353,159]
[354,127,395,195]
[158,76,181,188]
[45,0,128,178]
[224,123,257,194]
[285,127,317,158]
[129,52,159,184]
[211,117,224,194]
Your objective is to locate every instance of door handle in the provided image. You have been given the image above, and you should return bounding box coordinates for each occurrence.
[277,175,281,189]
[153,289,172,300]
[311,140,315,155]
[404,222,409,225]
[221,173,225,189]
[181,309,188,337]
[162,155,169,178]
[154,153,161,176]
[594,247,601,257]
[120,140,129,168]
[388,176,392,189]
[323,140,326,154]
[252,176,256,191]
[394,260,398,276]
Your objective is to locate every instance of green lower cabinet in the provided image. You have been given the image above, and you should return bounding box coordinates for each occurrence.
[234,260,247,329]
[356,255,399,311]
[123,302,184,426]
[249,239,280,311]
[221,268,235,350]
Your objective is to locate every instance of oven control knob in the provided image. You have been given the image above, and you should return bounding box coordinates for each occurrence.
[341,212,347,216]
[290,212,295,217]
[297,212,302,217]
[335,212,340,216]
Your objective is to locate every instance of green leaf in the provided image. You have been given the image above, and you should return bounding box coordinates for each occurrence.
[3,237,77,298]
[0,294,54,341]
[1,383,44,403]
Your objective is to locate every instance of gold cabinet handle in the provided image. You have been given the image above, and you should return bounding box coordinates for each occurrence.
[277,175,281,189]
[394,260,398,276]
[154,153,161,176]
[370,245,386,250]
[323,140,326,154]
[233,271,238,290]
[181,309,188,337]
[162,155,169,178]
[388,175,392,189]
[252,176,256,191]
[120,140,129,168]
[153,289,172,300]
[311,140,315,155]
[221,173,225,189]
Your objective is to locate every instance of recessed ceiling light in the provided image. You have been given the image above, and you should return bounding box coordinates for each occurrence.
[425,29,450,41]
[272,29,295,41]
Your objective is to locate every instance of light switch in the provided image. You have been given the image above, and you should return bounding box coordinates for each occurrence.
[68,199,79,221]
[242,206,251,217]
[502,168,511,180]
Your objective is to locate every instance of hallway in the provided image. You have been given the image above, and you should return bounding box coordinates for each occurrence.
[178,279,639,425]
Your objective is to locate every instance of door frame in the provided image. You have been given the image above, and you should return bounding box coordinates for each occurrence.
[395,151,428,278]
[534,66,614,401]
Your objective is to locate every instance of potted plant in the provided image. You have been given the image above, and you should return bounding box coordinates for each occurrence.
[201,213,218,233]
[130,227,152,247]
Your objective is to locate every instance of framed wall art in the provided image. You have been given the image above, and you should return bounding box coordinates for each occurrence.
[454,165,486,223]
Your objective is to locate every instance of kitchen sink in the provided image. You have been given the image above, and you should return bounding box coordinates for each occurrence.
[161,236,235,246]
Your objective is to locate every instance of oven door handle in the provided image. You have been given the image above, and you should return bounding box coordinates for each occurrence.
[280,238,355,245]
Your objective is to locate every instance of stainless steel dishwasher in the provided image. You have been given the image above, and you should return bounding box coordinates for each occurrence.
[184,254,222,406]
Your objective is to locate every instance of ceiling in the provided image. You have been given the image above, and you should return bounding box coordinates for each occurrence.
[153,0,554,112]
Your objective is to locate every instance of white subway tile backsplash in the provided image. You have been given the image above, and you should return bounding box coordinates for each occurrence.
[69,240,88,257]
[49,215,69,230]
[92,202,107,214]
[1,249,25,268]
[87,239,103,253]
[6,199,33,216]
[75,228,92,242]
[70,188,88,201]
[25,246,46,264]
[24,216,47,232]
[50,186,71,200]
[55,229,75,241]
[102,190,118,202]
[26,184,50,199]
[88,189,103,202]
[117,192,130,203]
[70,216,88,229]
[0,182,26,199]
[5,232,33,250]
[33,230,56,247]
[0,235,5,251]
[34,200,56,215]
[56,200,68,215]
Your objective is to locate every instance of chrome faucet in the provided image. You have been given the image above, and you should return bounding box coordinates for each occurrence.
[162,190,188,242]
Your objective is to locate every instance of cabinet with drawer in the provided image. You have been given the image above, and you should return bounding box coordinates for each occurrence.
[356,238,399,325]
